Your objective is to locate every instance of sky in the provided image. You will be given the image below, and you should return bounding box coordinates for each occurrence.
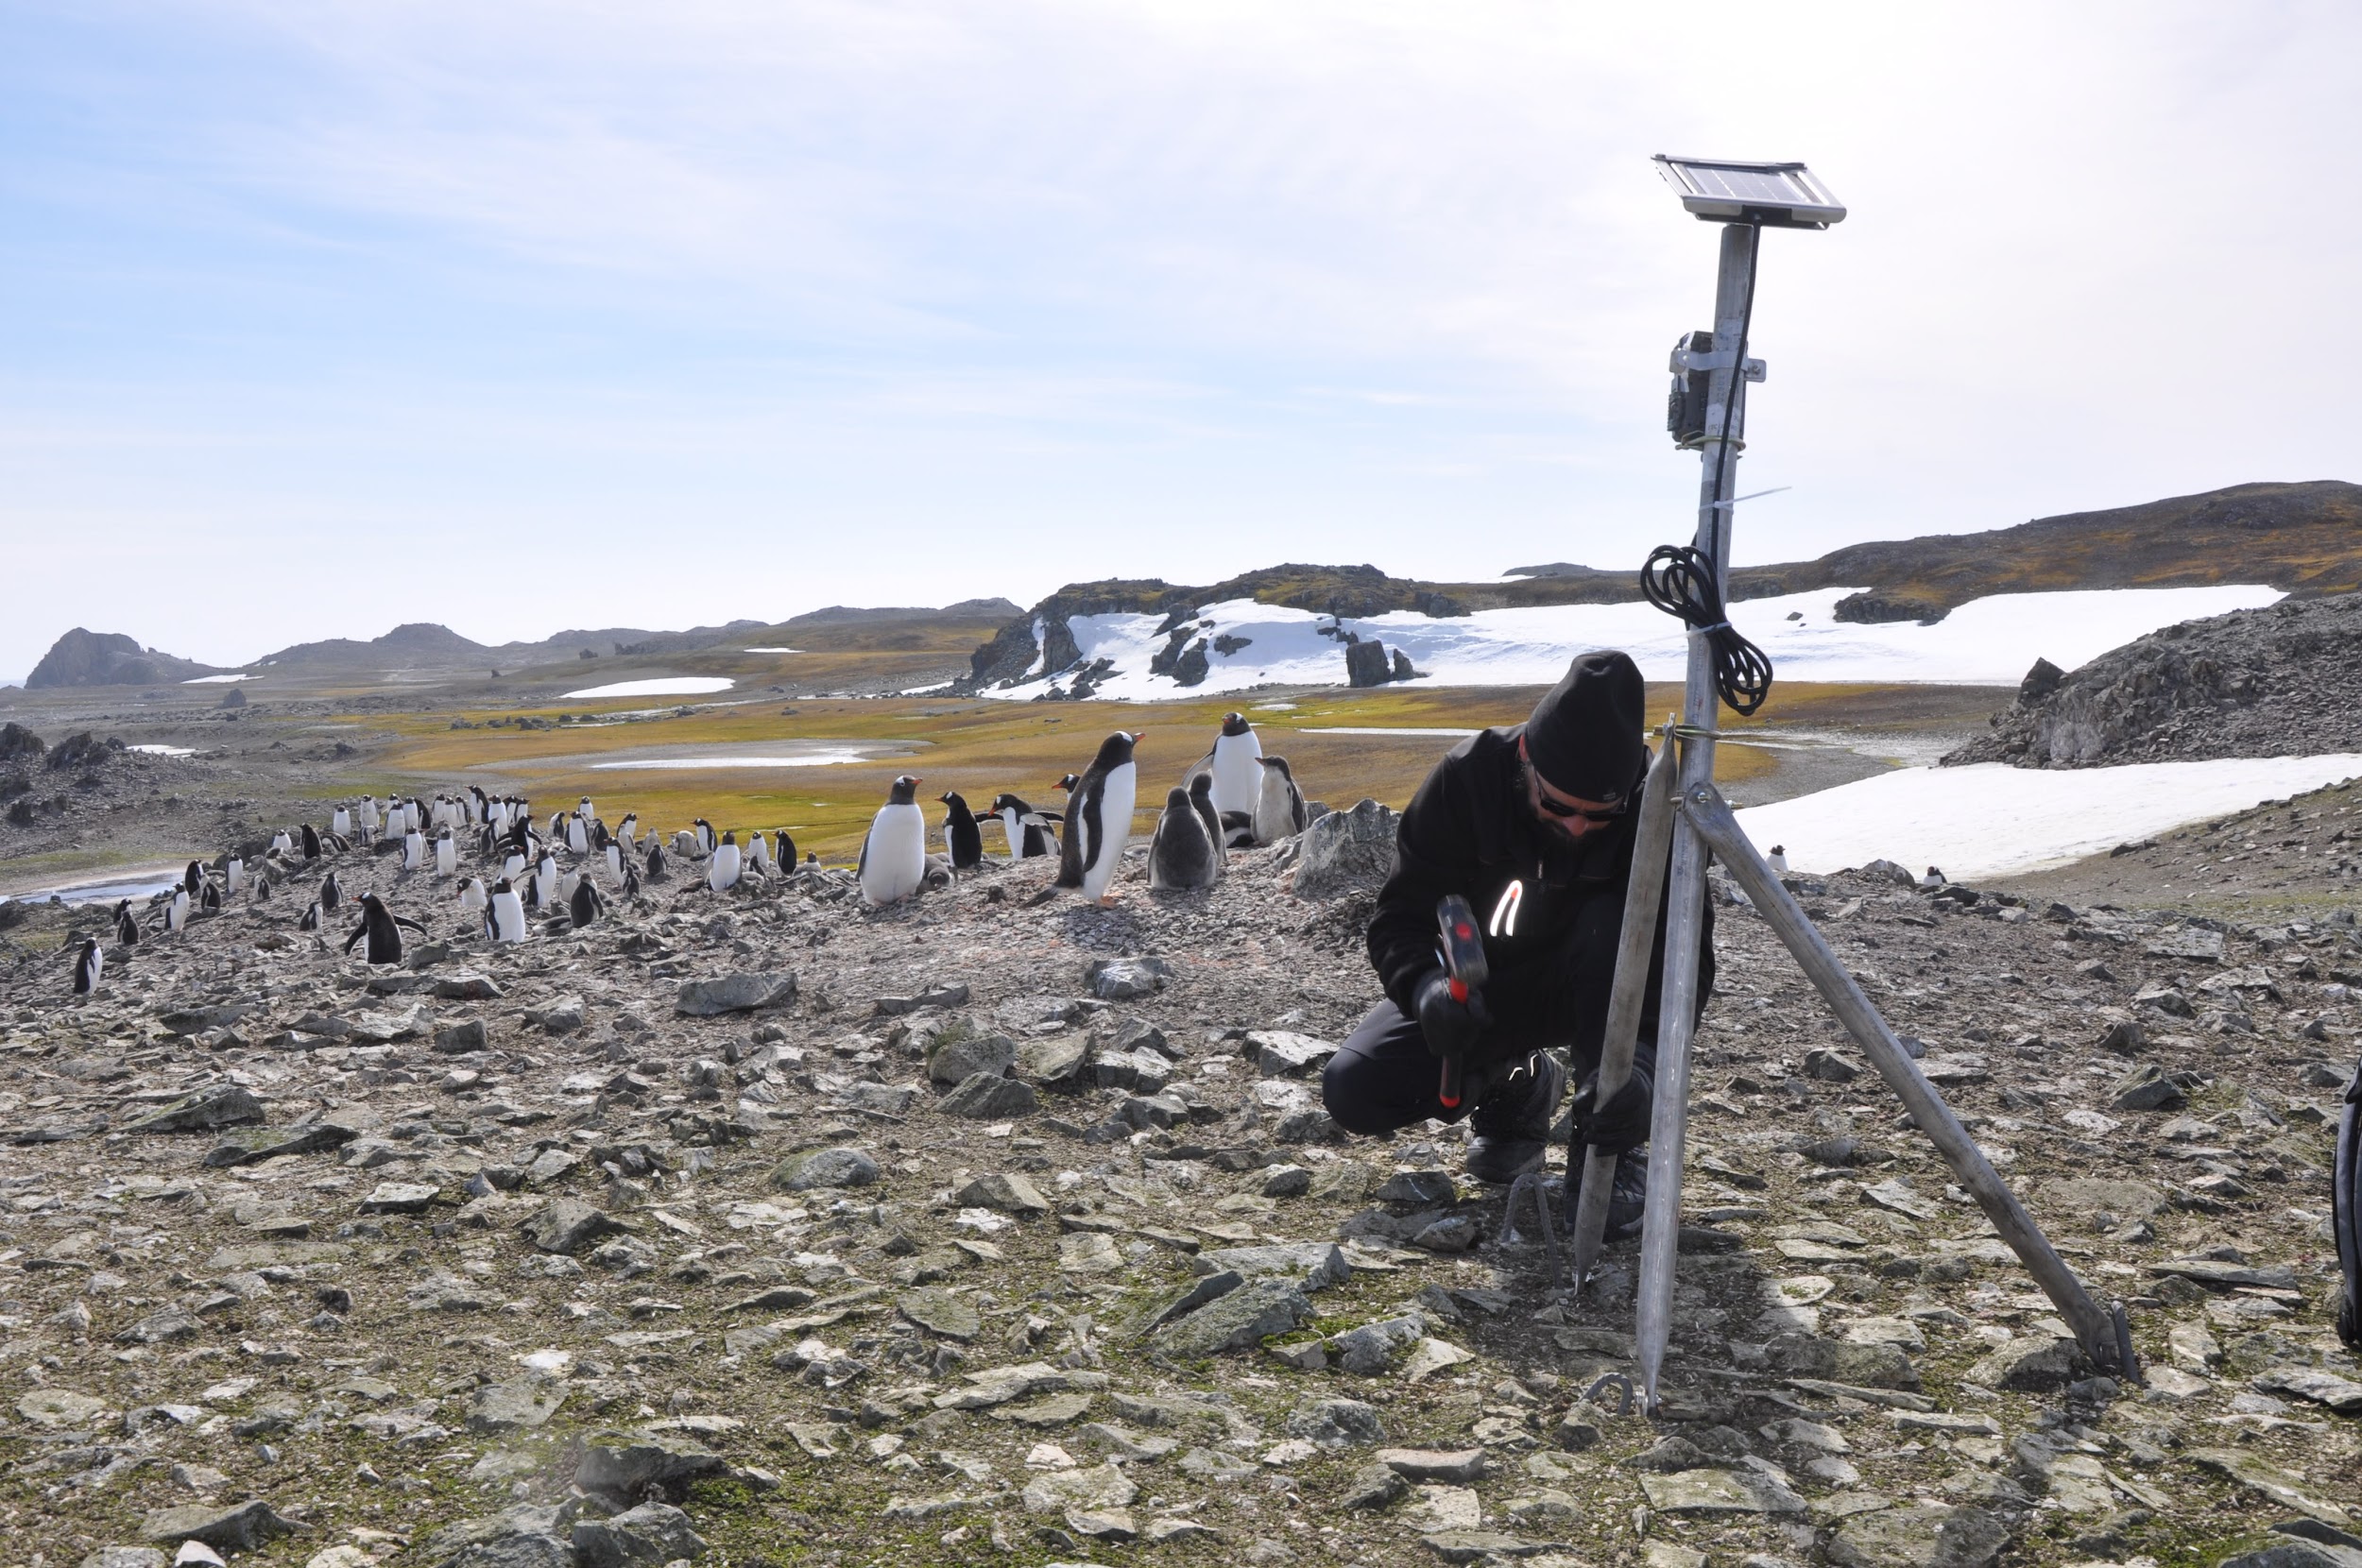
[4,0,2358,679]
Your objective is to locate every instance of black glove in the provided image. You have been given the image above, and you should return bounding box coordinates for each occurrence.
[1568,1066,1653,1151]
[1413,969,1489,1060]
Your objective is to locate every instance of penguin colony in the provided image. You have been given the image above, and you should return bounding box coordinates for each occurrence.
[38,714,1310,993]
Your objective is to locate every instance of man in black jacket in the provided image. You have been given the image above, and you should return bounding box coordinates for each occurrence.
[1322,650,1711,1210]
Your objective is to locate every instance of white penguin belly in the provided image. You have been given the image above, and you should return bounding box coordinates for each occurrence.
[861,803,927,905]
[709,844,742,891]
[1210,733,1262,822]
[1080,763,1136,902]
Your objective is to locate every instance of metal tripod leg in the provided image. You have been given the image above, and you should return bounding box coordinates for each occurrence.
[1680,782,2137,1379]
[1568,729,1681,1290]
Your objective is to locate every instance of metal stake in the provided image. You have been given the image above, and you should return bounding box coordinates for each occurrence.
[1679,782,2134,1376]
[1633,220,1756,1410]
[1567,727,1680,1288]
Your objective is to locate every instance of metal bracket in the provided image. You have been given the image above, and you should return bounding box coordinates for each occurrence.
[1669,344,1767,382]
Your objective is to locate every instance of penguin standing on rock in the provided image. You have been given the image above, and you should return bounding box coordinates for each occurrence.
[165,886,190,934]
[1190,713,1264,846]
[402,827,426,872]
[774,828,797,873]
[567,815,589,855]
[693,819,717,856]
[225,854,244,895]
[71,937,103,996]
[435,830,457,877]
[302,823,323,861]
[569,876,605,928]
[984,793,1058,860]
[1147,786,1221,891]
[939,793,984,871]
[858,776,928,907]
[618,813,639,849]
[605,841,625,884]
[183,861,205,897]
[1251,755,1309,844]
[1056,731,1140,906]
[199,880,222,914]
[111,899,140,946]
[708,831,743,893]
[330,807,351,840]
[644,842,668,882]
[299,901,321,932]
[487,878,526,943]
[746,831,771,877]
[320,871,343,913]
[1186,775,1226,879]
[458,877,488,914]
[344,893,428,964]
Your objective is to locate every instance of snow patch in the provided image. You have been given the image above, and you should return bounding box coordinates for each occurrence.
[1732,756,2362,882]
[127,744,197,758]
[976,585,2284,701]
[560,677,735,700]
[742,647,803,654]
[590,753,874,771]
[181,673,251,684]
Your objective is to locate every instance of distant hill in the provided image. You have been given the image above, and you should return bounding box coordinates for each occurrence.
[962,479,2362,690]
[26,629,226,689]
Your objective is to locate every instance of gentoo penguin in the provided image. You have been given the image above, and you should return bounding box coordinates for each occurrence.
[533,851,559,909]
[71,936,103,996]
[435,830,456,877]
[199,880,222,914]
[1197,713,1263,846]
[1251,755,1309,845]
[503,849,526,884]
[344,893,426,964]
[225,853,244,895]
[182,860,205,896]
[320,871,344,912]
[746,830,771,877]
[1147,786,1221,891]
[605,842,624,883]
[330,806,351,840]
[939,792,984,871]
[1186,775,1226,879]
[547,810,568,844]
[1056,732,1140,905]
[984,793,1058,859]
[301,823,322,861]
[402,827,426,872]
[672,829,697,857]
[590,818,609,853]
[1920,865,1946,891]
[404,798,423,833]
[621,861,641,900]
[693,818,717,855]
[487,878,526,943]
[1767,844,1789,873]
[569,876,604,928]
[357,796,379,838]
[269,829,292,856]
[458,876,488,913]
[774,828,797,872]
[708,831,743,892]
[111,899,140,946]
[618,813,639,848]
[566,815,589,855]
[858,775,928,907]
[165,886,190,934]
[644,841,668,882]
[299,900,321,932]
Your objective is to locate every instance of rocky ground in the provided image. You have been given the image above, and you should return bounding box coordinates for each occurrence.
[0,771,2358,1568]
[1946,591,2362,769]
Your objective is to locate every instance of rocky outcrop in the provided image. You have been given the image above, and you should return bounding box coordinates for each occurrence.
[1946,590,2362,767]
[26,629,223,689]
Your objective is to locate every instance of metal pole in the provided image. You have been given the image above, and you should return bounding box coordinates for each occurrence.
[1568,728,1679,1288]
[1634,222,1757,1410]
[1680,782,2133,1376]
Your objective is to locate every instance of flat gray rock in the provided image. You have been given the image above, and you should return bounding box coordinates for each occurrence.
[1637,1468,1807,1516]
[1200,1241,1351,1291]
[124,1083,264,1134]
[899,1287,982,1340]
[1965,1337,2076,1391]
[956,1172,1051,1214]
[774,1147,879,1192]
[1153,1278,1312,1358]
[466,1378,566,1434]
[939,1072,1038,1119]
[522,1198,626,1254]
[675,971,796,1016]
[1085,956,1172,1000]
[1825,1503,2010,1568]
[1245,1030,1337,1076]
[139,1500,294,1551]
[928,1030,1015,1085]
[1285,1397,1387,1448]
[202,1121,355,1167]
[572,1502,707,1568]
[575,1429,729,1502]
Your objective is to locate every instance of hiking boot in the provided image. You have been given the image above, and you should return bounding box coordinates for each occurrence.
[1567,1143,1652,1238]
[1465,1051,1566,1185]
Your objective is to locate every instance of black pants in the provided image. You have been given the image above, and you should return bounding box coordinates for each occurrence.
[1322,999,1594,1136]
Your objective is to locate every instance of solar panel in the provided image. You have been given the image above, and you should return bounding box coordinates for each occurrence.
[1652,156,1845,229]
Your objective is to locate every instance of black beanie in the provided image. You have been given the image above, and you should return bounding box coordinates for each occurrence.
[1523,650,1646,801]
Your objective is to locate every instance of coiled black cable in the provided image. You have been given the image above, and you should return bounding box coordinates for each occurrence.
[1641,542,1773,716]
[1645,220,1772,717]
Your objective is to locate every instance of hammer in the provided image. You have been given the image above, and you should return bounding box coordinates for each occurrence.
[1433,893,1487,1112]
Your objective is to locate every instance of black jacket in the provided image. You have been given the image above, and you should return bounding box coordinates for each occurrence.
[1365,724,1712,1076]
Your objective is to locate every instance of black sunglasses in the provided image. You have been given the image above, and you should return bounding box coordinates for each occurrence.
[1523,759,1627,824]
